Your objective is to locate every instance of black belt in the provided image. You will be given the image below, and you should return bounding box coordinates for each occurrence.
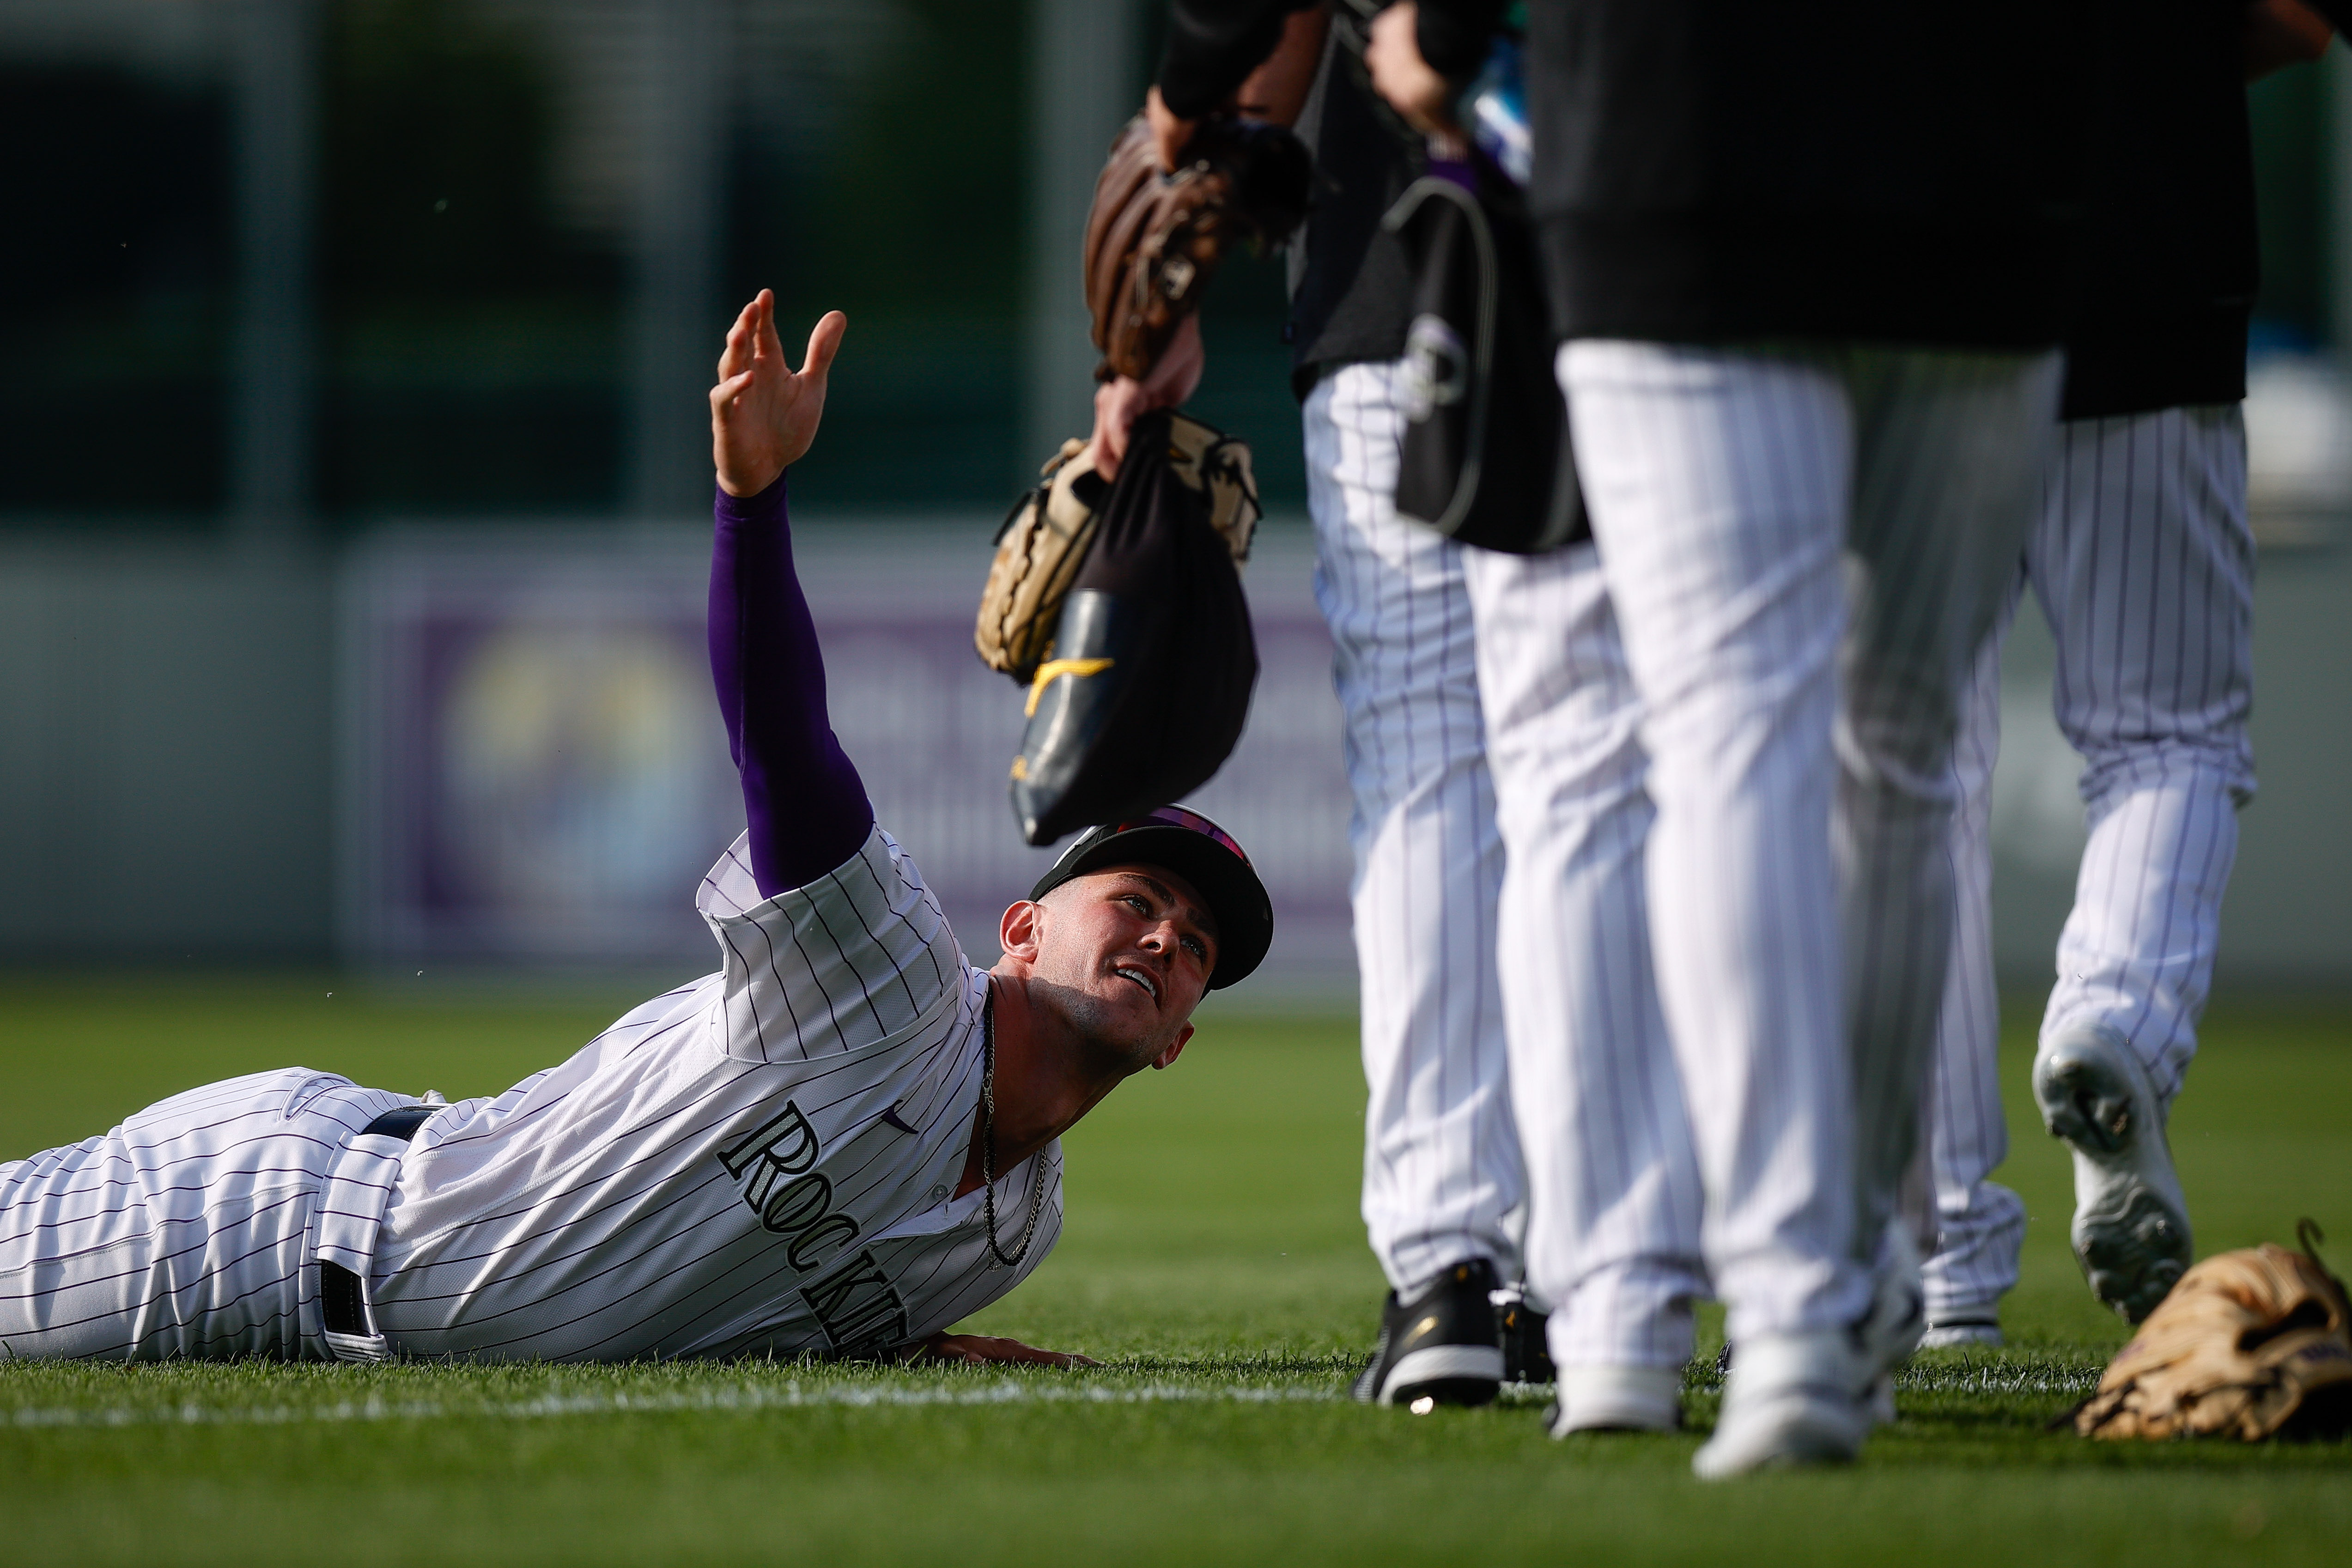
[319,1106,436,1340]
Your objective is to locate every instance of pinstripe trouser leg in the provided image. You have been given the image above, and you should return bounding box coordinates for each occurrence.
[1923,600,2029,1322]
[1306,360,1523,1295]
[1463,542,1709,1368]
[2035,407,2255,1099]
[0,1068,413,1360]
[1925,405,2252,1318]
[1559,340,2059,1341]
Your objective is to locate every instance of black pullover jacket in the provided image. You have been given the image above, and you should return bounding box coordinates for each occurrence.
[1421,0,2093,350]
[1162,1,2300,417]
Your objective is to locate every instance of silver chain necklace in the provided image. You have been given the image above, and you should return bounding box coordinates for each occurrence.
[978,981,1049,1269]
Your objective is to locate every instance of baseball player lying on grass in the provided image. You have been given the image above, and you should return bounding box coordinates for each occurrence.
[0,292,1273,1368]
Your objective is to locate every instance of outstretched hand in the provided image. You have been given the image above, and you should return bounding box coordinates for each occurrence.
[711,291,847,498]
[912,1332,1100,1369]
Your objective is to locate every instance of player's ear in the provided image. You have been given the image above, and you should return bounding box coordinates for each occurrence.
[999,899,1045,964]
[1149,1023,1193,1071]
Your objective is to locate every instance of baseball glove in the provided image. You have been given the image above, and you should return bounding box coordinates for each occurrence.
[1084,114,1312,383]
[2073,1222,2352,1442]
[977,438,1105,685]
[1161,411,1263,565]
[1006,409,1261,847]
[977,420,1259,689]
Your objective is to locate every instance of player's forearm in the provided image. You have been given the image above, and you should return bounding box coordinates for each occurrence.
[709,476,875,898]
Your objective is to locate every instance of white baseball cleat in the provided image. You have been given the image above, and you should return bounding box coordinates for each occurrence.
[1918,1318,2003,1350]
[1546,1364,1683,1435]
[1692,1332,1871,1479]
[1695,1225,1921,1475]
[2032,1022,2192,1323]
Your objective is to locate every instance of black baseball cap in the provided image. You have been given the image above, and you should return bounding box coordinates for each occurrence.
[1027,805,1273,990]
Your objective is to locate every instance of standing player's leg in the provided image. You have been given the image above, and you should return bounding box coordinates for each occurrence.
[1306,359,1522,1406]
[2028,406,2255,1322]
[1558,343,1870,1463]
[1463,541,1708,1435]
[1920,597,2029,1347]
[1562,340,2055,1473]
[1836,350,2062,1334]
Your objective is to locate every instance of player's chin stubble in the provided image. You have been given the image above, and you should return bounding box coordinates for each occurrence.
[1027,975,1175,1073]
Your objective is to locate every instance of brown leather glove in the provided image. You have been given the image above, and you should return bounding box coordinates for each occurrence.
[1082,114,1311,383]
[2074,1226,2352,1441]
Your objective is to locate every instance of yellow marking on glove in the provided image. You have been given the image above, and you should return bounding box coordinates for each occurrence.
[1025,657,1114,717]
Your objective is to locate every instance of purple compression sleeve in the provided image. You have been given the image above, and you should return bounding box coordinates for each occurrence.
[709,475,874,898]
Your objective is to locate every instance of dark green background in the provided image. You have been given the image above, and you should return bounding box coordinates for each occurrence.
[3,5,2338,527]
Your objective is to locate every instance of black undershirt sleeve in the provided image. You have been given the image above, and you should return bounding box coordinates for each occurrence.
[1157,0,1321,119]
[1413,0,1509,81]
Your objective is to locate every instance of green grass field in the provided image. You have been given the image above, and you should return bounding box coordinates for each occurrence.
[1,976,2347,1565]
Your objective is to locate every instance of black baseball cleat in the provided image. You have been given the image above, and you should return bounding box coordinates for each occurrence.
[1354,1258,1505,1408]
[1494,1284,1555,1386]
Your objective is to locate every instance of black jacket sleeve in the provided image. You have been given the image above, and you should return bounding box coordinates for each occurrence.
[1413,0,1508,80]
[1157,0,1323,118]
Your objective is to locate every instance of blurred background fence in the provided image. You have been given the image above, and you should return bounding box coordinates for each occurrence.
[1,0,2349,994]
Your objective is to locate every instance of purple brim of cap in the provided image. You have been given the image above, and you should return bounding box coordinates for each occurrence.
[1027,807,1273,989]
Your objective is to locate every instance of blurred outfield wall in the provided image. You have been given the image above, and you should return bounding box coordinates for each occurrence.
[4,518,2352,991]
[330,522,1354,985]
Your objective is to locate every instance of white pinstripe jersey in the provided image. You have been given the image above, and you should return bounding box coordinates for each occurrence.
[366,825,1062,1361]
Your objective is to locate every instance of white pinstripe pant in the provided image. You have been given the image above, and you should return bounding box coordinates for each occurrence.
[1559,340,2062,1342]
[1925,405,2255,1321]
[1307,361,1523,1295]
[0,1068,413,1361]
[1311,359,1708,1362]
[1461,542,1709,1369]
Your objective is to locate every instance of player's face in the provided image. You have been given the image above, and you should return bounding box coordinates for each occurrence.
[1030,864,1218,1064]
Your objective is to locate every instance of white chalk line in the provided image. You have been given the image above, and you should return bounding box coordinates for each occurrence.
[2,1379,1345,1430]
[0,1361,2097,1431]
